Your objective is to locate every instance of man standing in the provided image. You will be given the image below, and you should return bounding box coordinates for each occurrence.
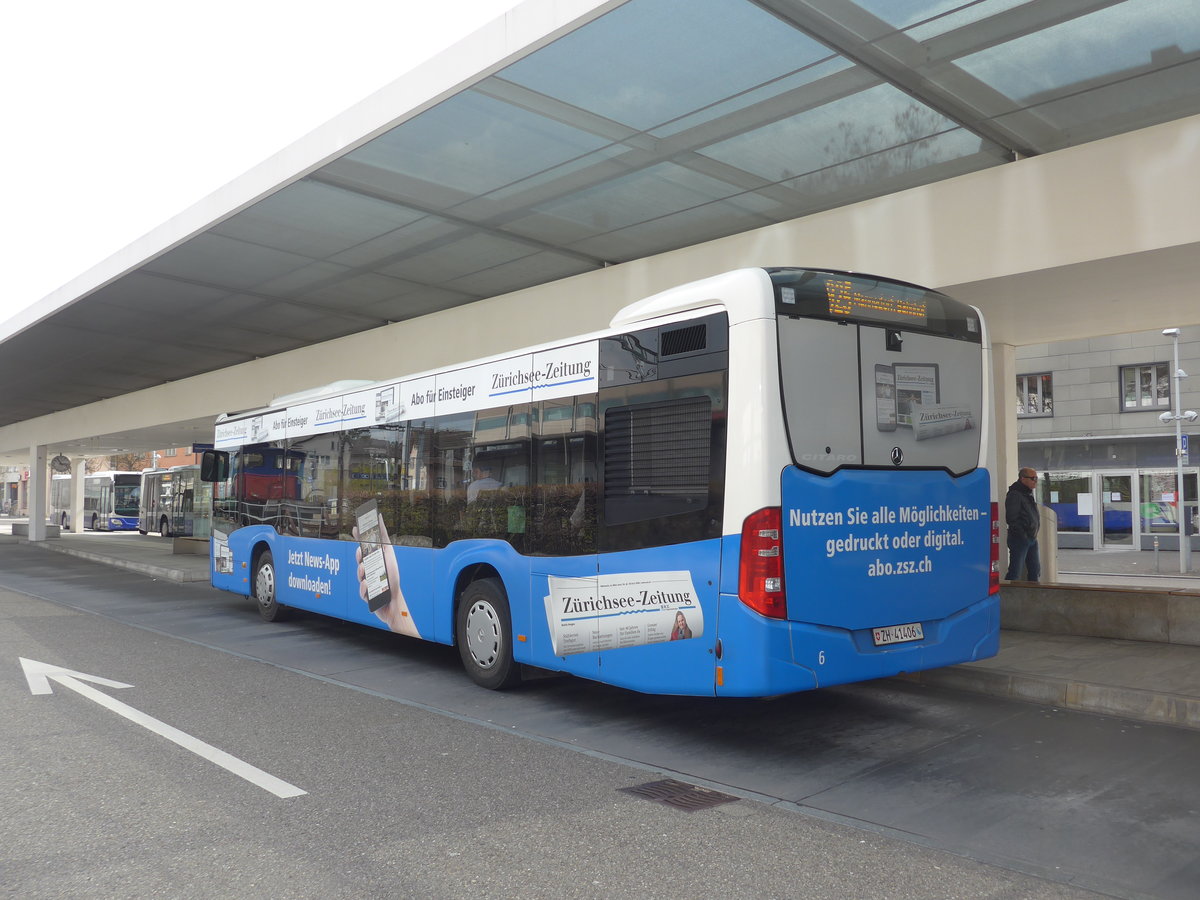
[1005,467,1041,582]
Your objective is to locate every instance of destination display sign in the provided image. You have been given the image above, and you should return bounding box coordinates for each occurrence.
[769,268,981,342]
[824,278,928,327]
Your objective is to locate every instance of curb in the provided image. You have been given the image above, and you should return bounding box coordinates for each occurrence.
[901,664,1200,732]
[32,542,209,583]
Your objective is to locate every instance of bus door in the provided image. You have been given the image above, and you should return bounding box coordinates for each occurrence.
[529,425,600,681]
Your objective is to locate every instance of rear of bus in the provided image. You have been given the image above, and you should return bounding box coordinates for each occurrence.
[717,268,999,695]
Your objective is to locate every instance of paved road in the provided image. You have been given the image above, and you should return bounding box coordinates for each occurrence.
[3,541,1198,898]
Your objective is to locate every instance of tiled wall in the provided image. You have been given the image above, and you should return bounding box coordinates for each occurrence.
[1016,328,1200,439]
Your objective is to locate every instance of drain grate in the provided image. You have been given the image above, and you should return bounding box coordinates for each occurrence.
[618,778,739,812]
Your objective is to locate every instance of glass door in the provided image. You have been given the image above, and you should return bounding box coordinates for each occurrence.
[1140,470,1199,550]
[1100,473,1135,546]
[1041,472,1094,549]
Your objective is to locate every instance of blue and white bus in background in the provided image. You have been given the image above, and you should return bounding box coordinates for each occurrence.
[201,267,999,695]
[50,471,142,532]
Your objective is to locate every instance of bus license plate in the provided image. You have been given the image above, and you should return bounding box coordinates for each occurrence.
[872,622,924,646]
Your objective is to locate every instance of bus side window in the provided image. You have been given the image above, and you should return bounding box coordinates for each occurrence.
[531,398,596,557]
[598,370,726,552]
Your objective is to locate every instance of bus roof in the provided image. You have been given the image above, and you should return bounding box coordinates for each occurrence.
[217,270,775,425]
[216,266,956,425]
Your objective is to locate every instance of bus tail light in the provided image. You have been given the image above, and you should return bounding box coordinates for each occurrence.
[989,502,1001,594]
[739,507,787,619]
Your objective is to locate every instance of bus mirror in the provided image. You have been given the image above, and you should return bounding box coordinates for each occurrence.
[200,450,229,482]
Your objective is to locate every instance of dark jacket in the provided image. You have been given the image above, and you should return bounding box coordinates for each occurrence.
[1005,479,1039,542]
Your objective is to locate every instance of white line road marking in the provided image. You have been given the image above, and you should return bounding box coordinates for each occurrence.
[19,657,306,799]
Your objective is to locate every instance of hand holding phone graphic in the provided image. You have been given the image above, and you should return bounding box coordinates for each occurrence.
[354,500,419,637]
[355,499,392,611]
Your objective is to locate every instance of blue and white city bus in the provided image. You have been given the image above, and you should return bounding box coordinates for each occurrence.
[50,471,142,531]
[201,267,1000,695]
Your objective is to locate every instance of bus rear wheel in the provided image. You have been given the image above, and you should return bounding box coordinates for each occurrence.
[253,549,286,622]
[456,577,521,690]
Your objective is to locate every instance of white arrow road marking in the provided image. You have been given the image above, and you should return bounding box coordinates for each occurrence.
[19,657,306,799]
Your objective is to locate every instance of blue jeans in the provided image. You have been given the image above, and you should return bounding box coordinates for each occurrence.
[1006,533,1040,582]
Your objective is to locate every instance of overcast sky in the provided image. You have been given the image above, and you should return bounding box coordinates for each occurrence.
[0,0,520,329]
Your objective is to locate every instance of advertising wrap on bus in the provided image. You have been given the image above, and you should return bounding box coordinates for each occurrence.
[781,468,994,683]
[214,342,598,450]
[203,267,999,698]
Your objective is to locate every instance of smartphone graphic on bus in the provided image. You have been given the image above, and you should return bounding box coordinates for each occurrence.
[874,363,897,431]
[355,499,392,612]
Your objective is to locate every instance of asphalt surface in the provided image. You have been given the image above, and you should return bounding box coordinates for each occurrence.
[4,536,1200,898]
[3,580,1097,900]
[11,526,1200,733]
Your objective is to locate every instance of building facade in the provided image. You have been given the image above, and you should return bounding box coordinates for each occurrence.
[1016,327,1199,551]
[3,465,28,515]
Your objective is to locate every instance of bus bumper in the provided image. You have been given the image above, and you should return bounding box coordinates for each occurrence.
[715,592,999,697]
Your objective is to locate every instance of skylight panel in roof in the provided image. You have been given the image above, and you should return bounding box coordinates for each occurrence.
[954,0,1200,105]
[696,82,965,183]
[500,0,833,132]
[344,91,609,197]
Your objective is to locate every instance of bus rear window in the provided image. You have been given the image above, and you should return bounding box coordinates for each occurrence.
[778,318,983,475]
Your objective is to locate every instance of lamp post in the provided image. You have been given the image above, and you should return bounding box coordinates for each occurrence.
[1159,328,1198,574]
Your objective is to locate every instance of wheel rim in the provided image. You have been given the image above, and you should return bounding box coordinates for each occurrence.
[255,561,276,610]
[463,600,501,670]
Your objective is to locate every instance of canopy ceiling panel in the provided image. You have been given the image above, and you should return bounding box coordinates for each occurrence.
[4,0,1197,431]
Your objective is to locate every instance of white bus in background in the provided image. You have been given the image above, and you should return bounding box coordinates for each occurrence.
[49,471,142,531]
[138,465,211,538]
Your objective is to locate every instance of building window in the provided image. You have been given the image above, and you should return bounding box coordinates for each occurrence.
[1017,373,1053,417]
[1120,363,1170,411]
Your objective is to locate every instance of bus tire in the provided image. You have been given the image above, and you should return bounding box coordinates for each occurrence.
[160,516,171,538]
[456,577,520,690]
[253,548,286,622]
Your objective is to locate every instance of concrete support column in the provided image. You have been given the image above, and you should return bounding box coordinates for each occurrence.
[70,458,87,532]
[27,445,48,541]
[991,341,1019,489]
[992,342,1019,577]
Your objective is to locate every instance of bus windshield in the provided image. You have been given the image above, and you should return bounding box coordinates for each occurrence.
[113,475,142,517]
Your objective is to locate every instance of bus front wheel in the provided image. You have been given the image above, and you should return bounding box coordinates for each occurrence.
[456,577,520,690]
[253,549,286,622]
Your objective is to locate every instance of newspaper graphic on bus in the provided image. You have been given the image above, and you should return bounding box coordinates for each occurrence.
[544,571,704,657]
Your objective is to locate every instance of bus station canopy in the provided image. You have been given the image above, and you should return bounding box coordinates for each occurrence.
[2,0,1199,434]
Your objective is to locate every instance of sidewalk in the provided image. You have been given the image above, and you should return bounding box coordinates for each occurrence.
[4,519,1200,730]
[1058,546,1200,588]
[0,520,209,582]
